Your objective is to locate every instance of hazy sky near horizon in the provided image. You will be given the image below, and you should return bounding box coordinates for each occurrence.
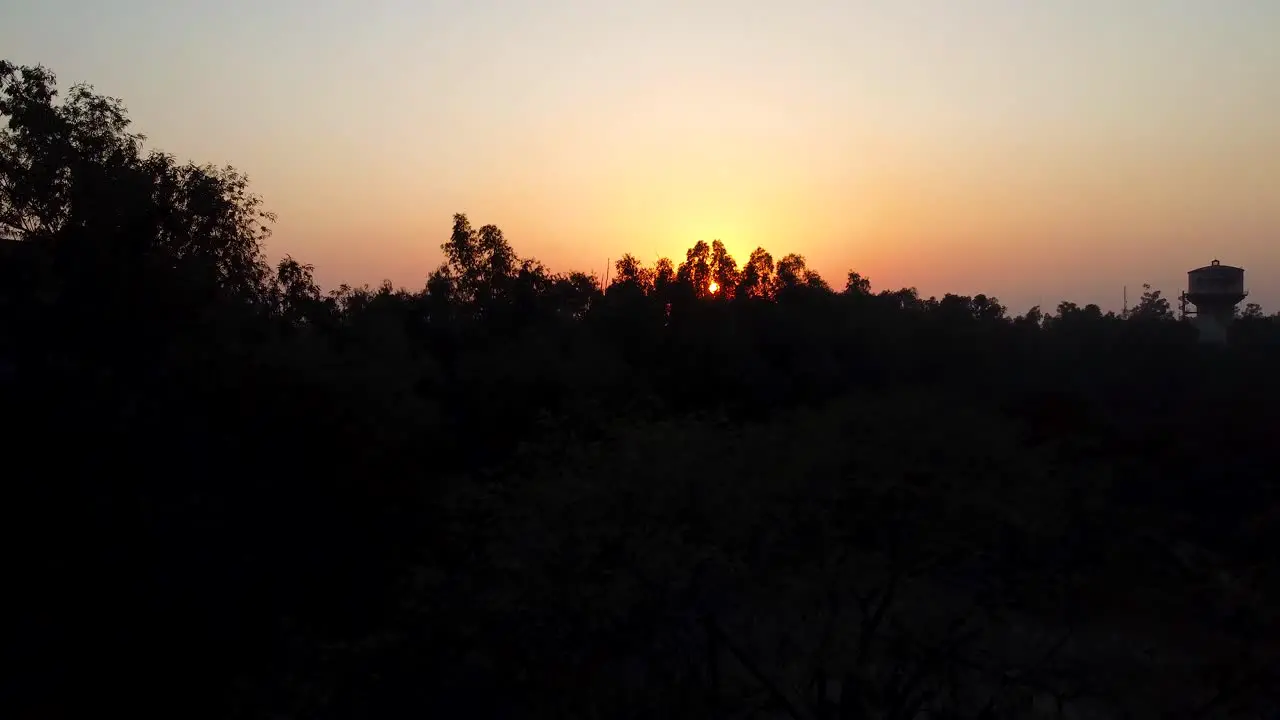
[5,0,1279,311]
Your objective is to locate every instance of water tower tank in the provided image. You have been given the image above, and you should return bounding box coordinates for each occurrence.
[1184,259,1246,344]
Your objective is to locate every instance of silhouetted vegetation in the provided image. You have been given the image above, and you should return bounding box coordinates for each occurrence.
[4,61,1279,720]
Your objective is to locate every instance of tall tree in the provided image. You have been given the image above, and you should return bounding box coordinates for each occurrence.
[844,270,872,296]
[677,241,713,296]
[611,253,654,292]
[708,240,740,297]
[774,253,808,291]
[738,247,775,299]
[0,61,273,299]
[1128,284,1174,321]
[435,213,519,309]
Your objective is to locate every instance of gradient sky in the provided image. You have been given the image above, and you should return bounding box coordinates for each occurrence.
[5,0,1279,312]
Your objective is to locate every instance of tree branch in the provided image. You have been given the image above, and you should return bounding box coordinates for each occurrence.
[704,613,808,720]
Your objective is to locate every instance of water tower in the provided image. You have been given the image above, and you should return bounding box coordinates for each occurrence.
[1182,259,1246,344]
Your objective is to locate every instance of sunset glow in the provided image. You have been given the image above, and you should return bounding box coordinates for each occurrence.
[5,1,1278,311]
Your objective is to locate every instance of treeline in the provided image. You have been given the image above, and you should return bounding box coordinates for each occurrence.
[3,60,1280,719]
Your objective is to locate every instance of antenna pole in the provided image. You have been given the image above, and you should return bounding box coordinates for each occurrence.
[1123,286,1127,316]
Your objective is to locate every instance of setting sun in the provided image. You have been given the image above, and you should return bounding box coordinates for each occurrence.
[708,281,719,294]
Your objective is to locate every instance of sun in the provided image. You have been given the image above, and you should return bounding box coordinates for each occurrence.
[708,281,719,294]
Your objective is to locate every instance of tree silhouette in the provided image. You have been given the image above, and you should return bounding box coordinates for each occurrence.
[1128,283,1174,321]
[844,270,872,296]
[0,61,273,303]
[738,247,776,299]
[708,239,740,298]
[612,253,654,292]
[774,252,809,289]
[677,240,713,296]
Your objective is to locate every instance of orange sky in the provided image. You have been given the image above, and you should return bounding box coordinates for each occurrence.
[5,0,1279,312]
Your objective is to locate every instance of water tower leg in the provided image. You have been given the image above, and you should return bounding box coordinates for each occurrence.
[1194,311,1230,344]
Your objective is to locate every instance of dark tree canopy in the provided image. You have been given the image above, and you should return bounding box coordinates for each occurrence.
[5,61,1280,720]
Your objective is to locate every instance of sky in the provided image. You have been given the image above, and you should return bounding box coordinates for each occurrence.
[4,0,1279,312]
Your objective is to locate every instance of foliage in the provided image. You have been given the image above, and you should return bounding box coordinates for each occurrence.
[4,61,1280,719]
